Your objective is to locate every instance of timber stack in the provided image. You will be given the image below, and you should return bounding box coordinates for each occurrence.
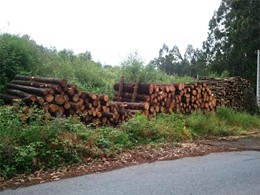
[0,75,130,127]
[113,78,216,118]
[199,76,256,112]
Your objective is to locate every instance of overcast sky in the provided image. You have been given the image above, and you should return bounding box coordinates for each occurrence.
[0,0,221,65]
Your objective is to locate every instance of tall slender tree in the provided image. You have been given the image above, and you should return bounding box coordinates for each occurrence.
[152,44,207,77]
[204,0,260,88]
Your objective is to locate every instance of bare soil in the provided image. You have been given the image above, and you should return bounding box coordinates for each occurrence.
[203,131,260,151]
[1,132,259,191]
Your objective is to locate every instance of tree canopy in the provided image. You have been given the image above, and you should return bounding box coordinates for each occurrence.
[151,44,208,78]
[151,0,259,91]
[204,0,260,88]
[0,34,40,91]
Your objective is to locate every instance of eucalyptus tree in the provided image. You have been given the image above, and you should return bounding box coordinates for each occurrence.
[204,0,260,88]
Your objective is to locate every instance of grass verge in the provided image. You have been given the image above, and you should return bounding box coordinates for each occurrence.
[0,104,259,179]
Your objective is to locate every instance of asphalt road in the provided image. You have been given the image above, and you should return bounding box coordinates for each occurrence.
[1,151,260,195]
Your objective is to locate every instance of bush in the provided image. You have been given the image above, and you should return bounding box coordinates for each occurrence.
[153,113,192,141]
[32,49,120,98]
[119,52,195,84]
[1,103,259,179]
[186,111,225,136]
[120,114,161,143]
[0,34,40,92]
[0,105,88,177]
[216,106,260,129]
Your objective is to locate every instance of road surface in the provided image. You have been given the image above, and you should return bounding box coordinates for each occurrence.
[1,151,260,195]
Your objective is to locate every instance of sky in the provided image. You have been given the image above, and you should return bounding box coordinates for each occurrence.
[0,0,221,65]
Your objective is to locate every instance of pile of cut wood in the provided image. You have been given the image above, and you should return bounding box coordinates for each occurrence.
[0,75,130,127]
[199,76,256,111]
[1,75,255,127]
[113,78,217,118]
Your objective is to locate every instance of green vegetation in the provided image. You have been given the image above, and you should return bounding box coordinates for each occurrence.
[204,0,259,89]
[1,0,259,92]
[0,33,194,98]
[0,34,40,91]
[1,104,259,179]
[0,0,259,180]
[151,0,259,90]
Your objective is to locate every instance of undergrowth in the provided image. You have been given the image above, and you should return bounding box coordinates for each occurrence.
[0,104,259,179]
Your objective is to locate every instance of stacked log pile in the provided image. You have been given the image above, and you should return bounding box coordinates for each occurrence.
[113,79,216,117]
[1,75,236,127]
[199,76,256,111]
[0,75,130,127]
[176,82,216,114]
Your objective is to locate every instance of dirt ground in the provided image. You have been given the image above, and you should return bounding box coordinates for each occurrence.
[203,131,260,151]
[1,131,259,191]
[206,137,260,151]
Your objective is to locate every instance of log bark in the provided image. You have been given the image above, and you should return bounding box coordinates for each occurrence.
[114,92,151,102]
[81,92,97,100]
[10,80,63,92]
[102,112,116,119]
[110,101,150,110]
[5,89,36,101]
[15,75,67,87]
[114,83,154,94]
[0,93,21,103]
[6,84,52,96]
[131,77,140,102]
[156,83,175,92]
[117,76,124,101]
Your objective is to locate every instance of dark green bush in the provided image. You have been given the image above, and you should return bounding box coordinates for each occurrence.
[0,34,40,92]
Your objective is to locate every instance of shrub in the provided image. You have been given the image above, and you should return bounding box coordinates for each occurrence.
[186,111,222,136]
[1,103,259,179]
[216,106,260,129]
[120,114,161,143]
[153,113,192,141]
[0,34,40,92]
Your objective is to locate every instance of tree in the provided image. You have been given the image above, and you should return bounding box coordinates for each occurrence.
[152,44,184,75]
[183,46,209,78]
[120,51,145,82]
[78,50,92,61]
[58,49,76,62]
[120,51,170,83]
[204,0,260,88]
[0,34,40,91]
[152,44,207,77]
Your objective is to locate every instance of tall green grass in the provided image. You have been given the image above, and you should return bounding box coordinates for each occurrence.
[187,107,260,136]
